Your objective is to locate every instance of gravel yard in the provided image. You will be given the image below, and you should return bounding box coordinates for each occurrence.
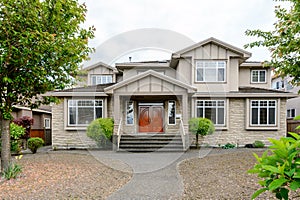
[178,150,277,200]
[0,152,132,200]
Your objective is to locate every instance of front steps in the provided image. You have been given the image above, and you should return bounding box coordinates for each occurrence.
[118,134,184,152]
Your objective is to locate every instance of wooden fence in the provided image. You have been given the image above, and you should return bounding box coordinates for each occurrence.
[30,129,52,145]
[287,120,300,134]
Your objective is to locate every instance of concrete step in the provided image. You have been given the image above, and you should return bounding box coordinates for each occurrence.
[118,133,184,152]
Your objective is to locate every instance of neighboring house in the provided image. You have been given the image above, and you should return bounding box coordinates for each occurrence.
[272,75,300,133]
[49,37,296,150]
[12,105,52,145]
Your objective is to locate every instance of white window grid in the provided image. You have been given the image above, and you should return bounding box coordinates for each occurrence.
[196,100,225,126]
[44,118,51,129]
[251,70,266,83]
[195,61,226,82]
[91,75,113,85]
[287,108,296,119]
[68,100,103,126]
[250,100,276,126]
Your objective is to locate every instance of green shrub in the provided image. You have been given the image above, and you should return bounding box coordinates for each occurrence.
[2,162,22,180]
[248,131,300,200]
[253,140,265,148]
[222,143,236,149]
[87,118,114,147]
[10,123,26,153]
[189,118,215,148]
[27,137,44,154]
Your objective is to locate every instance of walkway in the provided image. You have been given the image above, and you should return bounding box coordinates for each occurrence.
[88,149,214,200]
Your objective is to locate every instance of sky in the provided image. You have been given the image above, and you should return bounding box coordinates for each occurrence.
[79,0,290,66]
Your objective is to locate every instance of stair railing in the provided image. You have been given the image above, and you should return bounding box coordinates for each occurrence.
[117,117,122,150]
[179,119,187,150]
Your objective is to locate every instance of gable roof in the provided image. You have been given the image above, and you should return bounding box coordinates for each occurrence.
[83,61,118,73]
[173,37,252,59]
[104,70,197,94]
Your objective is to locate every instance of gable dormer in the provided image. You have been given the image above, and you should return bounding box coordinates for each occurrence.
[170,37,252,92]
[81,61,118,86]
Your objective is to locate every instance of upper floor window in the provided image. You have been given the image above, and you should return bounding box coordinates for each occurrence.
[196,100,225,126]
[251,70,266,83]
[68,100,103,126]
[250,100,276,126]
[91,75,112,85]
[287,108,296,119]
[196,61,226,82]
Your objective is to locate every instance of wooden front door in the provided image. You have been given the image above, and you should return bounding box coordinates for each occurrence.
[139,106,163,133]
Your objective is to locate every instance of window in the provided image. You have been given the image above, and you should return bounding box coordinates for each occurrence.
[126,101,134,125]
[250,100,276,126]
[68,100,103,126]
[91,75,112,85]
[168,100,176,125]
[287,109,296,119]
[44,118,51,129]
[196,61,226,82]
[251,70,266,83]
[196,100,225,126]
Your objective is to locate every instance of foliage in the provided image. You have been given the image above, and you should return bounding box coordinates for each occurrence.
[27,137,44,154]
[248,131,300,200]
[245,0,300,85]
[87,118,114,147]
[253,140,265,148]
[13,116,34,139]
[10,123,25,153]
[189,118,215,136]
[2,155,23,180]
[0,0,94,171]
[222,143,236,149]
[189,118,215,148]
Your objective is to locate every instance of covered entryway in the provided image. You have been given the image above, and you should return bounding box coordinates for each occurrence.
[139,104,164,133]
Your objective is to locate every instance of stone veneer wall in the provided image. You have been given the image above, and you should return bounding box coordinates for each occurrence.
[199,98,287,147]
[52,98,97,149]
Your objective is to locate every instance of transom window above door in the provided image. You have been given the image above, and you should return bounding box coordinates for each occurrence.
[91,75,113,85]
[196,61,226,82]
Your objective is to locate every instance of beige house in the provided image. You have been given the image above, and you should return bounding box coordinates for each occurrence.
[50,37,296,150]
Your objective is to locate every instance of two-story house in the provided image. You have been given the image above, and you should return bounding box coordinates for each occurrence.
[49,37,296,150]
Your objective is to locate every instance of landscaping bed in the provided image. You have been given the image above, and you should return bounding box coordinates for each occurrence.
[178,149,279,200]
[0,152,132,199]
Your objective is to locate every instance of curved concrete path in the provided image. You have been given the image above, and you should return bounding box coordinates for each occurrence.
[89,150,202,200]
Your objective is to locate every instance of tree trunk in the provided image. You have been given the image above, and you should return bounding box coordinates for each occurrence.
[1,119,11,172]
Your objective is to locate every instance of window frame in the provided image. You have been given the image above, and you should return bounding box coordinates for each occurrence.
[91,74,113,85]
[251,70,266,83]
[250,100,277,126]
[196,100,226,126]
[195,60,226,83]
[126,101,134,125]
[44,118,51,129]
[287,108,296,119]
[68,99,103,126]
[168,100,176,125]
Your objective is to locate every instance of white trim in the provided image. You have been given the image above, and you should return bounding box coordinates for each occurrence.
[168,100,176,125]
[195,99,226,127]
[195,60,226,83]
[44,118,51,129]
[67,99,103,126]
[126,101,134,125]
[90,74,113,85]
[250,100,277,126]
[251,69,267,83]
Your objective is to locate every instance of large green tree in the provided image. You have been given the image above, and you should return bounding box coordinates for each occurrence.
[0,0,94,171]
[245,0,300,85]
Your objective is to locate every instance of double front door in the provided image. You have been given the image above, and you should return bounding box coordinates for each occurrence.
[139,104,163,133]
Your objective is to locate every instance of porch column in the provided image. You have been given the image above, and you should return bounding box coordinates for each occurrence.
[113,94,121,151]
[182,94,188,123]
